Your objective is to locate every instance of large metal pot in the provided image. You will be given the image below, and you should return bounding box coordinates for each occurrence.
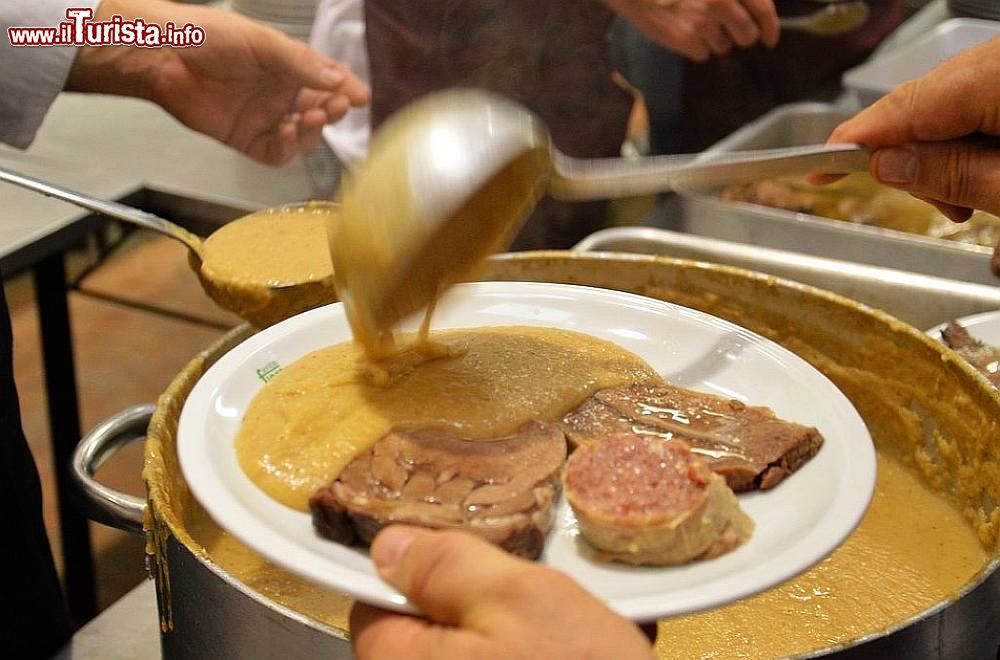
[74,251,1000,659]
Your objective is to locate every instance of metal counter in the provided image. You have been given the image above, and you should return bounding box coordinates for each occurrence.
[54,581,160,660]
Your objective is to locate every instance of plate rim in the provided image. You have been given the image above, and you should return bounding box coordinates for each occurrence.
[177,280,876,621]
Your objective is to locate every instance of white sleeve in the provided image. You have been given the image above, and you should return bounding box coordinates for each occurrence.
[0,0,100,148]
[309,0,370,167]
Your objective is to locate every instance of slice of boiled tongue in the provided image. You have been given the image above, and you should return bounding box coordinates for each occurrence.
[561,383,824,492]
[309,421,567,559]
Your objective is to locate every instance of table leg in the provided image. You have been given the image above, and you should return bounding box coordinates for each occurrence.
[32,252,97,625]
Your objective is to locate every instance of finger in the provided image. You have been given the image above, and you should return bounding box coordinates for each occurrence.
[349,603,484,660]
[371,525,543,627]
[740,0,779,47]
[828,37,1000,148]
[252,26,369,106]
[868,142,1000,218]
[299,107,330,129]
[713,0,760,48]
[296,123,325,152]
[322,94,352,122]
[806,172,850,186]
[701,22,734,57]
[247,120,298,166]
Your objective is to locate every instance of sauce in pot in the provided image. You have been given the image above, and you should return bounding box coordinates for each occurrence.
[655,454,988,657]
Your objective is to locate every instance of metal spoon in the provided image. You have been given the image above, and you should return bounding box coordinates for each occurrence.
[332,89,870,351]
[0,165,337,327]
[780,1,870,37]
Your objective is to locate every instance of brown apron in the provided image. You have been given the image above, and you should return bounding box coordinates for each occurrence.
[365,0,633,249]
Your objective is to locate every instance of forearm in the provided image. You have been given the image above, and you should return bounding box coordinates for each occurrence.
[64,0,175,100]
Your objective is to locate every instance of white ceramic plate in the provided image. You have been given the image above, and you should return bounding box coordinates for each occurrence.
[178,281,875,621]
[926,310,1000,345]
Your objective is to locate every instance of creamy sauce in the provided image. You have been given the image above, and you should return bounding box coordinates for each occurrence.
[196,203,338,327]
[235,326,661,511]
[655,454,989,658]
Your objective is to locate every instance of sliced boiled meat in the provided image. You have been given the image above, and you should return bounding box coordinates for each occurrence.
[309,421,567,559]
[941,321,1000,388]
[561,383,823,492]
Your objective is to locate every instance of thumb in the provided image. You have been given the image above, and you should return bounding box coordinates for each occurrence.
[370,525,537,626]
[869,142,1000,220]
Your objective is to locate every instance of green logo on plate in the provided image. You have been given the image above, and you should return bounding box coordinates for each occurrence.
[256,361,283,383]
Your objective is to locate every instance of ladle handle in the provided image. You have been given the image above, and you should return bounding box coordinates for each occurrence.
[549,143,871,201]
[0,165,204,256]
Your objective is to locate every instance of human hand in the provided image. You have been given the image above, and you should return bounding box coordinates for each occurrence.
[66,0,368,165]
[824,36,1000,225]
[350,526,657,660]
[603,0,779,62]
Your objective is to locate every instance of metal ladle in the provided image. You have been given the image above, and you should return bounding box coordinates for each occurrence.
[0,166,337,327]
[332,89,869,350]
[779,1,870,37]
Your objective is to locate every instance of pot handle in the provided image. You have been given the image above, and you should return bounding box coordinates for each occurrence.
[71,403,154,535]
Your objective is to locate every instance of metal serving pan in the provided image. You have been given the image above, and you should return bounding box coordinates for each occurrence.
[575,226,1000,330]
[664,102,996,286]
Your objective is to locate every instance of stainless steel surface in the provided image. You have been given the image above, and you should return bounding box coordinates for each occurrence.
[780,1,871,36]
[0,165,205,258]
[575,226,1000,329]
[161,536,352,660]
[71,404,152,534]
[673,102,996,285]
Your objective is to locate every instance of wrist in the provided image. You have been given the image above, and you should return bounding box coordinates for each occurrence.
[64,0,167,101]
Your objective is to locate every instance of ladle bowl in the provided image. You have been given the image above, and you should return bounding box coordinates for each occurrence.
[0,166,337,327]
[332,89,870,351]
[779,1,871,37]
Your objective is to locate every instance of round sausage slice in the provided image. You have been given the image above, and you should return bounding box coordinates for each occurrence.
[563,433,753,566]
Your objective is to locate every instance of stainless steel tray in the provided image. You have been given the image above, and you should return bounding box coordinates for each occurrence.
[575,226,1000,330]
[664,102,996,286]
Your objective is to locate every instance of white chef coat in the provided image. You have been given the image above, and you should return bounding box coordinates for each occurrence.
[309,0,369,168]
[0,0,99,148]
